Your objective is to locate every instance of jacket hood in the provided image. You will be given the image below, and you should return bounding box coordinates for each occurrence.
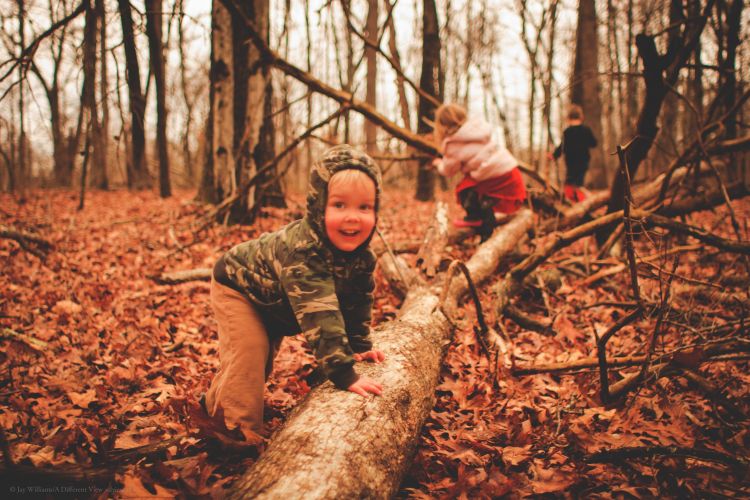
[440,118,492,151]
[306,144,382,252]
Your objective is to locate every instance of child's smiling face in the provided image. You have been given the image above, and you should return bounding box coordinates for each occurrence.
[324,170,376,252]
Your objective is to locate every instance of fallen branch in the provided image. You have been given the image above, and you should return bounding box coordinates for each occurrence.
[495,210,625,314]
[587,445,749,470]
[640,212,750,254]
[512,340,750,376]
[596,308,644,403]
[0,328,49,353]
[0,225,53,260]
[220,0,438,156]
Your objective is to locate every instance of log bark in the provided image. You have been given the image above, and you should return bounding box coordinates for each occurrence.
[415,201,449,277]
[227,210,533,498]
[229,289,450,499]
[445,210,534,314]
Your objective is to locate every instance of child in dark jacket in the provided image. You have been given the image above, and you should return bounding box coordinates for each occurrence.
[206,145,385,439]
[552,104,597,202]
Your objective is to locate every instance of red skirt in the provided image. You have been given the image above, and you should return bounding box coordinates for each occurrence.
[455,168,527,214]
[564,184,586,203]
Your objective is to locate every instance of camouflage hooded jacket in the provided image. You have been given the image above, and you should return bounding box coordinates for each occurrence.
[213,145,382,389]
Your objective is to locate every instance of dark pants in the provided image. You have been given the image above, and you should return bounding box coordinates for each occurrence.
[458,189,496,241]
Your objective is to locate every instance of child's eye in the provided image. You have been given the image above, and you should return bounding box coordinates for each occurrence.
[332,201,345,209]
[360,204,373,211]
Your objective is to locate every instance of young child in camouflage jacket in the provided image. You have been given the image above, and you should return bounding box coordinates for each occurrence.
[205,144,385,439]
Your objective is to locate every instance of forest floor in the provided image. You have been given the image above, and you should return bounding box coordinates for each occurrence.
[1,188,749,498]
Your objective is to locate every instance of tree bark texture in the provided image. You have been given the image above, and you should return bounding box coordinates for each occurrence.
[91,0,109,190]
[571,0,605,188]
[118,0,151,189]
[17,0,27,190]
[253,79,286,210]
[415,0,441,201]
[227,0,268,223]
[199,0,235,204]
[229,290,451,499]
[82,0,102,190]
[146,0,171,197]
[416,201,449,277]
[364,0,378,153]
[227,210,533,498]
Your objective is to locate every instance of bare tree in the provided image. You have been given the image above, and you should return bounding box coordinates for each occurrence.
[118,0,151,189]
[518,0,556,165]
[16,0,26,189]
[683,0,704,139]
[90,0,108,189]
[571,0,606,188]
[715,0,743,175]
[200,0,273,224]
[364,0,378,153]
[415,0,441,201]
[254,79,285,210]
[176,0,194,182]
[145,0,170,197]
[27,0,75,186]
[386,10,410,131]
[81,0,103,190]
[596,0,715,245]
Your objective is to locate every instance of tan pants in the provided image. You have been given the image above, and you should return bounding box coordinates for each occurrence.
[205,278,281,439]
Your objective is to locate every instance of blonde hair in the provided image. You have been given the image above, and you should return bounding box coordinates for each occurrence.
[329,168,374,192]
[434,103,468,148]
[567,104,584,121]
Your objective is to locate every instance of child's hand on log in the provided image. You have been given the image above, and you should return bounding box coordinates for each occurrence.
[353,350,385,363]
[347,376,383,397]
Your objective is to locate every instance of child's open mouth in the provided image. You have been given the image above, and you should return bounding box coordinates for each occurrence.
[340,229,360,237]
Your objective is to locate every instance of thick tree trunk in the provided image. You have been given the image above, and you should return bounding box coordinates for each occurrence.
[227,210,534,499]
[146,0,171,198]
[227,0,268,223]
[201,0,269,221]
[253,79,286,210]
[118,0,151,189]
[571,0,606,188]
[199,0,235,204]
[415,0,441,201]
[82,0,101,190]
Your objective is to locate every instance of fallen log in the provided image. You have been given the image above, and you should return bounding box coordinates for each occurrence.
[227,209,534,498]
[587,445,750,470]
[415,202,450,277]
[512,340,750,376]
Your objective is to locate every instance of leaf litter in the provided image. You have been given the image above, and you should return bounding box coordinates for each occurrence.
[1,189,748,498]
